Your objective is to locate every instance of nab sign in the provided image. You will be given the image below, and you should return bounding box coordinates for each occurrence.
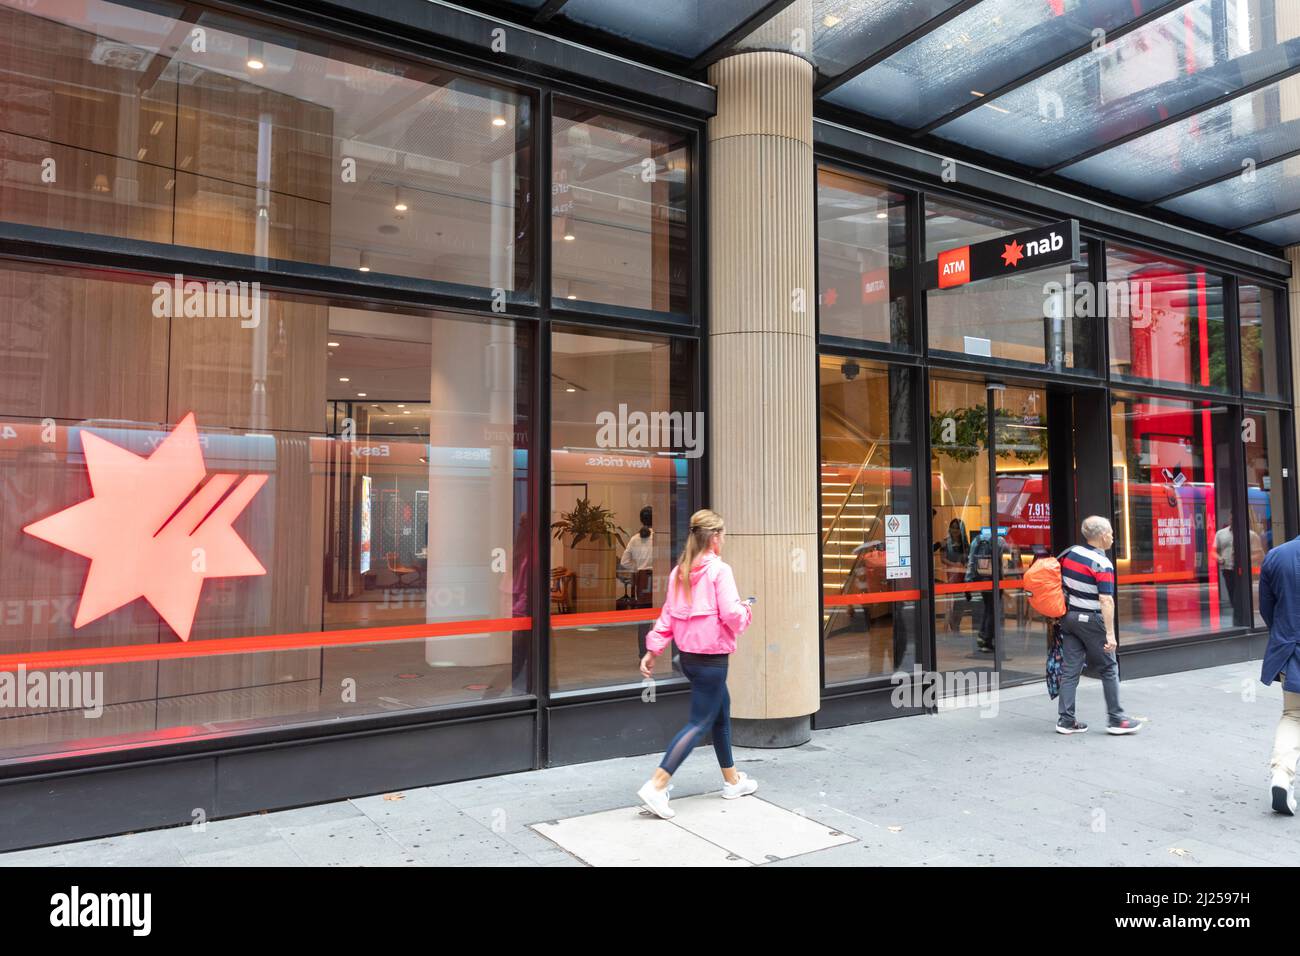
[926,219,1080,290]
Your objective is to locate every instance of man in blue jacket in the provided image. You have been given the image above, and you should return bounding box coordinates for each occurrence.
[1258,533,1300,815]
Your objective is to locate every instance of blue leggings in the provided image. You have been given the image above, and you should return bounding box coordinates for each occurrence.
[659,655,733,775]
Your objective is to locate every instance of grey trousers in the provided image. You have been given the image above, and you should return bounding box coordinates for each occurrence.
[1057,609,1125,725]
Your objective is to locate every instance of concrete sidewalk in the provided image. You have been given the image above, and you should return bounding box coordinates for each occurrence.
[2,661,1292,866]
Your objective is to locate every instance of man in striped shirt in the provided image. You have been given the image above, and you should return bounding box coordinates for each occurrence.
[1056,515,1144,736]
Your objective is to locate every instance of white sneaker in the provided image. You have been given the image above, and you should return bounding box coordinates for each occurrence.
[1270,772,1296,816]
[721,771,758,800]
[637,780,675,819]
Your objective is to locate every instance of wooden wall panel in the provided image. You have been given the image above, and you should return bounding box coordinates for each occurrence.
[175,65,334,205]
[166,295,328,433]
[157,431,323,700]
[0,132,174,243]
[0,267,169,423]
[171,171,331,263]
[0,7,177,167]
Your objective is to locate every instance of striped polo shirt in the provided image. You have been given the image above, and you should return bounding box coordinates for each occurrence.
[1060,544,1115,613]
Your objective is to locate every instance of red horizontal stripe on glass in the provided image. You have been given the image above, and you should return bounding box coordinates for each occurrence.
[825,590,922,607]
[0,616,533,673]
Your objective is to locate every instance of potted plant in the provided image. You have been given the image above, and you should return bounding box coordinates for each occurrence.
[551,498,627,611]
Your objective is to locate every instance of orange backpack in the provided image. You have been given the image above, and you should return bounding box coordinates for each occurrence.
[1023,554,1067,619]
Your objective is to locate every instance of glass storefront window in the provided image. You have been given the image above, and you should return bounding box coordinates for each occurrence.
[819,357,919,684]
[1110,392,1237,644]
[1107,246,1227,392]
[0,260,531,762]
[924,198,1093,371]
[551,102,689,315]
[1245,408,1291,627]
[548,327,696,693]
[816,169,912,349]
[1240,284,1287,399]
[0,1,533,292]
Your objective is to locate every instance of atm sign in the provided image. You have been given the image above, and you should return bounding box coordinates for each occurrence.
[937,246,971,289]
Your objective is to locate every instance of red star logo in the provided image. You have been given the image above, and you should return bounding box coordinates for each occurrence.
[23,413,266,641]
[1001,240,1024,268]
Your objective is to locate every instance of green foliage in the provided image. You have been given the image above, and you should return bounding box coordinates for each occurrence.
[931,406,1049,465]
[551,497,623,548]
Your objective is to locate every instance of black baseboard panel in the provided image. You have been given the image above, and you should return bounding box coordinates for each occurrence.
[1118,632,1267,681]
[0,712,535,852]
[0,756,216,853]
[813,683,929,730]
[547,688,695,766]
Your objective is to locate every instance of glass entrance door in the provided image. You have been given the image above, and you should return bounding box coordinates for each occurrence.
[991,384,1052,683]
[930,376,996,675]
[931,376,1054,686]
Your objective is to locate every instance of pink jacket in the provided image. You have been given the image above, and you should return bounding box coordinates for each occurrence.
[646,551,752,656]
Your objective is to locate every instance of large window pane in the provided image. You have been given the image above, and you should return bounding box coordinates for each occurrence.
[552,102,689,315]
[819,357,919,684]
[1107,246,1227,392]
[925,198,1093,371]
[1240,283,1287,399]
[1245,408,1290,627]
[817,169,912,349]
[0,1,533,291]
[1110,392,1236,644]
[0,260,531,763]
[549,328,696,693]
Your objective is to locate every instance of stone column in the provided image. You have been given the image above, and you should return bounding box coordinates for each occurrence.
[707,6,818,747]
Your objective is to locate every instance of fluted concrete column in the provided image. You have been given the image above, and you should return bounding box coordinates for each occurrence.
[707,31,818,746]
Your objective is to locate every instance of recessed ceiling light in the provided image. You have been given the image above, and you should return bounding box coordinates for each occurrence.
[875,212,888,219]
[339,377,350,382]
[397,404,405,408]
[567,294,577,300]
[565,387,576,393]
[563,233,575,241]
[327,341,340,347]
[492,116,507,127]
[357,392,367,397]
[403,410,411,415]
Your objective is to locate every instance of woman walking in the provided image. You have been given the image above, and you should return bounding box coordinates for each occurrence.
[637,509,756,819]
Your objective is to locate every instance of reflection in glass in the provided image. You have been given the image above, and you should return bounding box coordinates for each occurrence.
[0,0,533,291]
[549,328,695,693]
[1106,245,1226,391]
[552,102,689,315]
[1110,392,1236,643]
[1245,408,1289,627]
[933,0,1300,170]
[816,169,911,348]
[992,385,1052,682]
[0,259,533,761]
[1061,76,1300,203]
[1240,284,1285,398]
[925,198,1092,370]
[930,376,995,676]
[831,0,1162,131]
[819,357,918,684]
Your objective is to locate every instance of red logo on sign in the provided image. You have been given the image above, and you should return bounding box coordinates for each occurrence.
[23,413,267,641]
[937,246,970,289]
[1001,240,1025,268]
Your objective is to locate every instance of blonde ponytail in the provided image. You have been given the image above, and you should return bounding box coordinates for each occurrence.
[675,509,725,602]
